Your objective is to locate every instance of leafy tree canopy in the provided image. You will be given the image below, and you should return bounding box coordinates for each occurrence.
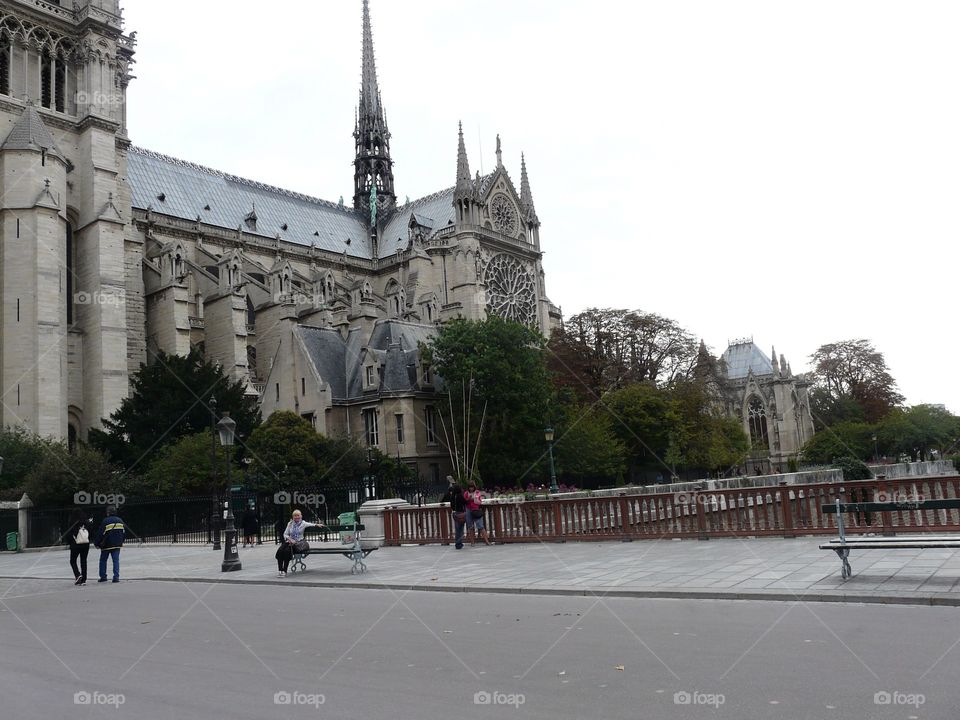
[22,441,119,506]
[551,401,627,483]
[548,308,697,401]
[424,317,552,485]
[810,339,904,424]
[90,349,261,474]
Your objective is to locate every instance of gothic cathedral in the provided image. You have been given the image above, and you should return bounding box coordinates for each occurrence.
[0,0,561,482]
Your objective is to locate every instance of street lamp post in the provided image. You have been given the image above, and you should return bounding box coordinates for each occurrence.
[210,396,220,550]
[872,434,879,464]
[544,427,559,495]
[217,412,241,572]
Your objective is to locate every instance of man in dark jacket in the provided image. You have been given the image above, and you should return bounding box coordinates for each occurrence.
[441,477,467,549]
[94,506,126,583]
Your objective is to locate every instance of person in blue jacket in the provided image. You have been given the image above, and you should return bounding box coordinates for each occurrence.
[94,506,126,583]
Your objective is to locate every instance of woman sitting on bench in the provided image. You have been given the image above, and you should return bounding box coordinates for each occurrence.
[275,509,325,577]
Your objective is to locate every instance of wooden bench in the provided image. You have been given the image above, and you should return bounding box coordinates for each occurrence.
[819,499,960,578]
[288,523,376,575]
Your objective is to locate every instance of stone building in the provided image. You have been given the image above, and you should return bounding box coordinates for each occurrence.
[716,339,815,473]
[0,0,561,483]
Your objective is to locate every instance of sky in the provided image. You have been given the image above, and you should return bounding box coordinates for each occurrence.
[123,0,958,413]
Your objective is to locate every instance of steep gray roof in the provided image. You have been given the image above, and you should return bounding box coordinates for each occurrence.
[1,105,64,160]
[344,320,439,399]
[127,146,373,257]
[380,188,456,255]
[721,342,773,380]
[128,146,470,262]
[297,326,347,399]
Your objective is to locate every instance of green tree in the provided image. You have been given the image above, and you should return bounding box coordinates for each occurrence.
[90,349,261,474]
[424,317,552,484]
[809,339,904,425]
[877,405,960,461]
[22,442,118,506]
[143,431,232,497]
[552,402,627,483]
[604,383,672,480]
[0,427,50,500]
[547,308,697,401]
[244,411,325,489]
[800,422,875,464]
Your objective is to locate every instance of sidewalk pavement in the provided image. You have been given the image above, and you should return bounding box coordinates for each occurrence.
[2,537,960,606]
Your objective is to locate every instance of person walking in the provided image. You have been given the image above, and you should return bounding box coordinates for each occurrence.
[64,509,92,586]
[93,506,126,583]
[464,482,491,546]
[441,477,467,549]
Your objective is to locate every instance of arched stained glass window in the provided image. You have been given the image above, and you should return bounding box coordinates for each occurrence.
[748,396,769,449]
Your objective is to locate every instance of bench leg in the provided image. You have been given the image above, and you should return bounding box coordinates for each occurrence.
[350,551,367,575]
[832,547,852,579]
[291,555,306,574]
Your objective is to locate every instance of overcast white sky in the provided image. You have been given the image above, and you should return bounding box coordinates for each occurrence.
[124,0,958,413]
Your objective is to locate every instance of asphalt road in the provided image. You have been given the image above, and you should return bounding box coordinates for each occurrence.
[0,578,956,720]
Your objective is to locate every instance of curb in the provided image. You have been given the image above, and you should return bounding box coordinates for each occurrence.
[121,577,960,607]
[2,575,958,607]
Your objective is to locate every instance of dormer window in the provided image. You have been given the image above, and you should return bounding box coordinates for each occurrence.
[422,364,433,385]
[244,209,257,231]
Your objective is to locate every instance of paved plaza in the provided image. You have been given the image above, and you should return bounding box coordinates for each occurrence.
[3,535,960,605]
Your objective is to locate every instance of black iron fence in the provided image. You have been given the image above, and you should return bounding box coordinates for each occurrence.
[22,475,450,549]
[0,509,17,550]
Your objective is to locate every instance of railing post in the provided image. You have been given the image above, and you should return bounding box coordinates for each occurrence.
[383,508,397,546]
[780,481,795,539]
[492,504,503,543]
[877,475,894,536]
[618,494,632,540]
[439,506,450,545]
[693,488,708,540]
[553,499,564,541]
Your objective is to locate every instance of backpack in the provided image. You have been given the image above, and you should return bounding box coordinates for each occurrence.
[75,525,89,545]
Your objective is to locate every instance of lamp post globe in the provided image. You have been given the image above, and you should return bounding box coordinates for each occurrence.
[544,427,558,495]
[217,412,242,572]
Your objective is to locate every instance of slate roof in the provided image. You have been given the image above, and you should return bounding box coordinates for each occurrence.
[380,188,456,255]
[1,105,64,160]
[127,146,373,258]
[127,145,472,261]
[296,326,347,398]
[720,341,773,380]
[297,320,439,402]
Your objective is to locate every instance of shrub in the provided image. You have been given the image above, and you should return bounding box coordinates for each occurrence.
[835,456,872,481]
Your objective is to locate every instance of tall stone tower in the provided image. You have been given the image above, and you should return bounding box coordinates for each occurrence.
[0,0,137,442]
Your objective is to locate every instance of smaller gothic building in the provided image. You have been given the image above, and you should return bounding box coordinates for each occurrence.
[714,339,815,474]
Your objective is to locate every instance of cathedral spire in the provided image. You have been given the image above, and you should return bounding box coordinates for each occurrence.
[520,152,539,226]
[353,0,395,215]
[455,122,472,196]
[360,0,381,120]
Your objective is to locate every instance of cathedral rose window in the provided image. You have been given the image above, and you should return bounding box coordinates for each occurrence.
[490,194,518,235]
[484,253,536,325]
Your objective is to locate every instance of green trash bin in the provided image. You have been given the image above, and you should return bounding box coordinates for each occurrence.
[338,512,357,545]
[6,531,18,552]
